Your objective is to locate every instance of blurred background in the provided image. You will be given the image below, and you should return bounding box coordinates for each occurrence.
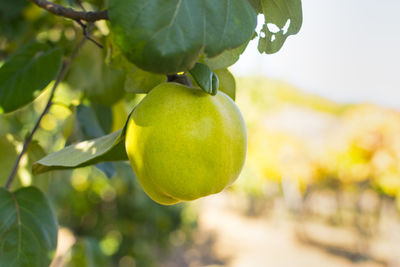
[1,0,400,266]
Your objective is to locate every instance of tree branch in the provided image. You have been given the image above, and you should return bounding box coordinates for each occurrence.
[75,20,104,48]
[28,0,109,22]
[5,38,87,190]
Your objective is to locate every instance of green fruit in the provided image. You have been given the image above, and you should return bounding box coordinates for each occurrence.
[125,82,247,205]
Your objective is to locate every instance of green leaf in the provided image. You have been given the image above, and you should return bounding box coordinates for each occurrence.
[258,0,303,54]
[32,130,127,175]
[87,67,125,107]
[106,36,166,94]
[0,186,58,267]
[0,134,19,186]
[247,0,260,12]
[0,135,50,190]
[0,0,26,21]
[33,103,135,175]
[189,63,219,96]
[0,42,63,113]
[65,104,117,178]
[214,69,236,100]
[62,111,76,140]
[108,0,257,74]
[25,140,51,190]
[66,42,126,106]
[203,41,249,70]
[75,105,107,140]
[65,105,106,145]
[124,65,166,94]
[92,103,113,134]
[84,104,118,178]
[0,0,28,39]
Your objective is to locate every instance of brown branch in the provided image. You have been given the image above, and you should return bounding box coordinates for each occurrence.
[5,38,87,190]
[28,0,109,22]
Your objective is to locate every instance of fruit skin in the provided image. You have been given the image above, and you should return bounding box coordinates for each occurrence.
[125,82,247,205]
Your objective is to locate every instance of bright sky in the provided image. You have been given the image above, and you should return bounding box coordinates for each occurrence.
[231,0,400,109]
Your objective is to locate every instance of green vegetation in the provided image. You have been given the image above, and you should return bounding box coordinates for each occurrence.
[0,0,303,265]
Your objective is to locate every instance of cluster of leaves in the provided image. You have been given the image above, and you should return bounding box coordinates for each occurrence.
[0,80,195,266]
[0,0,302,266]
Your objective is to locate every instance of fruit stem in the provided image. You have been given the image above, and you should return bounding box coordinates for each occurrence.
[167,74,193,87]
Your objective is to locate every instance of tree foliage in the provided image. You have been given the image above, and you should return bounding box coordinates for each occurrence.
[0,0,303,265]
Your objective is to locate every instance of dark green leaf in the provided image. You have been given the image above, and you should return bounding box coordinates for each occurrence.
[92,103,113,134]
[95,162,116,178]
[258,0,303,54]
[108,0,256,74]
[0,186,58,267]
[0,0,27,38]
[0,0,26,21]
[0,42,63,113]
[189,63,219,96]
[76,105,106,139]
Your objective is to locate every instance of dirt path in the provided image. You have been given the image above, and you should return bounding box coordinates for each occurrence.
[191,193,386,267]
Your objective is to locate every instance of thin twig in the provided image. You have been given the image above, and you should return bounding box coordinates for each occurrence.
[28,0,108,22]
[5,38,87,190]
[75,20,103,48]
[73,0,103,48]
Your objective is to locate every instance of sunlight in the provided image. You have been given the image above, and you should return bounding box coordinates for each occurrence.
[75,140,97,153]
